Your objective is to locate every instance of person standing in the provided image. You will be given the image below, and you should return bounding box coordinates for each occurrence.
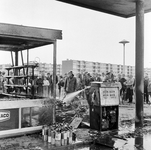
[43,76,49,97]
[144,74,149,104]
[84,73,93,101]
[36,75,43,97]
[125,75,134,103]
[101,72,106,82]
[148,79,151,103]
[58,76,64,99]
[93,73,101,82]
[76,73,82,91]
[47,73,52,97]
[46,73,58,97]
[64,71,77,94]
[119,74,127,101]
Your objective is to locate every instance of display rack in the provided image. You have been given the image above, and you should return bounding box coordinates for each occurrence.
[5,63,39,98]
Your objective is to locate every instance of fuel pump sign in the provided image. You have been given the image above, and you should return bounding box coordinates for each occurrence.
[100,87,119,106]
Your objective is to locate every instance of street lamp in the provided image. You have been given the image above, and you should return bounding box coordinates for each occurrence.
[119,39,129,75]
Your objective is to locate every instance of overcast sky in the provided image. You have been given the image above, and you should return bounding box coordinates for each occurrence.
[0,0,151,67]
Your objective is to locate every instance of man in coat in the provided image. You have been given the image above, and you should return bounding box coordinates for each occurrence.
[144,74,149,104]
[64,71,77,94]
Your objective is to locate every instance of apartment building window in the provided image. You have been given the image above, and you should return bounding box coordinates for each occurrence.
[83,65,86,68]
[77,64,80,68]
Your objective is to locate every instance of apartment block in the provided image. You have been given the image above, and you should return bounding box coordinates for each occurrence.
[34,63,62,76]
[62,59,136,78]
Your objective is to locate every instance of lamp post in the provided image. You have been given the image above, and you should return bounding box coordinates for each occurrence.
[119,39,129,75]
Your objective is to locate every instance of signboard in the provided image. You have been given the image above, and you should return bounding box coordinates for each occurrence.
[100,87,119,106]
[0,110,10,122]
[0,109,19,131]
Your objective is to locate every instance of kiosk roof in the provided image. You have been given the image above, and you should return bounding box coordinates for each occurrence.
[0,23,62,52]
[57,0,151,18]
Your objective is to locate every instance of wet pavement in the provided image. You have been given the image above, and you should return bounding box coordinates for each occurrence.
[0,103,151,150]
[67,129,151,150]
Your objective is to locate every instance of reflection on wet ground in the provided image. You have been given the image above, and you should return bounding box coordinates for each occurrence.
[74,133,151,150]
[75,122,151,150]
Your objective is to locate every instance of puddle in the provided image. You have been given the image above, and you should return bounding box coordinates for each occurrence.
[75,121,151,150]
[75,134,151,150]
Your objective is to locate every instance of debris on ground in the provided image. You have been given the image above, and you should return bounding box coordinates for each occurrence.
[0,100,151,150]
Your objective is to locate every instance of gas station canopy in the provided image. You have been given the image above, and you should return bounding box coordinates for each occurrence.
[0,23,62,52]
[57,0,151,18]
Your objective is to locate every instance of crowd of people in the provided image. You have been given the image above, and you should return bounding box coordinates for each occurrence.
[61,71,151,104]
[0,70,150,104]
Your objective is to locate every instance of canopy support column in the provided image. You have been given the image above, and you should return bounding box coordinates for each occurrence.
[53,40,57,123]
[14,51,18,77]
[135,0,144,127]
[15,51,18,67]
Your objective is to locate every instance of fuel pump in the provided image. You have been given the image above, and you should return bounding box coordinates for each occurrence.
[89,82,119,131]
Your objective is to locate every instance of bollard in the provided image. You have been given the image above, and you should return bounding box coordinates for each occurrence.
[42,125,48,142]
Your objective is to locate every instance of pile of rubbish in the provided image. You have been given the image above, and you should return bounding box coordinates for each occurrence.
[55,97,89,125]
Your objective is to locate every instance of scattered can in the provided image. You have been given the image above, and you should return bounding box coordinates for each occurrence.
[69,131,73,144]
[48,128,51,144]
[61,132,65,146]
[42,125,48,142]
[67,130,70,145]
[51,131,55,145]
[55,132,61,146]
[64,131,68,145]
